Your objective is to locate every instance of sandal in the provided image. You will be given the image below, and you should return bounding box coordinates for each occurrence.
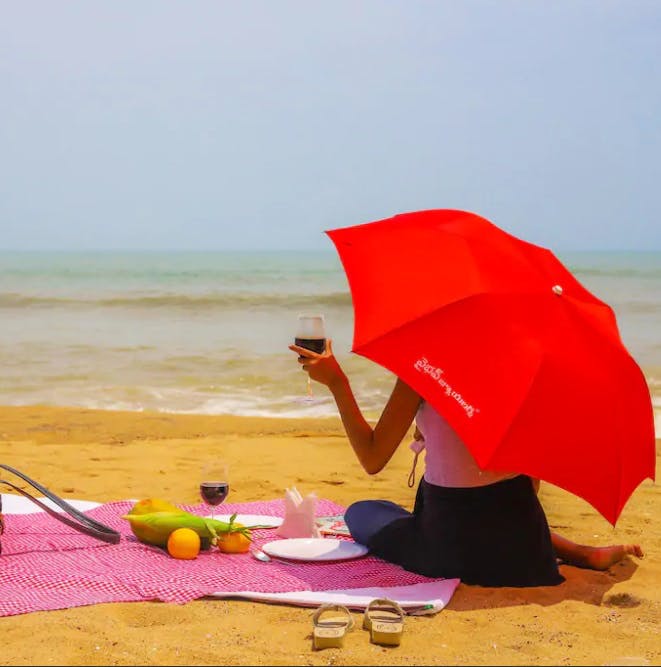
[311,604,354,650]
[362,598,404,646]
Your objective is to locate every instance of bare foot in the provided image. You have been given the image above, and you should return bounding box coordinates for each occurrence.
[583,544,644,571]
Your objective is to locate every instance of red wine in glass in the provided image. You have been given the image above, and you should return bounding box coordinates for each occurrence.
[200,462,229,519]
[294,337,327,354]
[200,482,229,506]
[294,314,327,401]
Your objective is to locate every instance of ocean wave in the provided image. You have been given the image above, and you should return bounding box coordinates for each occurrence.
[572,267,661,279]
[0,388,365,420]
[614,301,661,315]
[0,291,352,310]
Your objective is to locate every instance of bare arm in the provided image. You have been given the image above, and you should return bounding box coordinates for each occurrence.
[289,340,422,474]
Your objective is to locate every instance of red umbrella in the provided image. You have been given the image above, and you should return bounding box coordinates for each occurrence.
[326,209,655,525]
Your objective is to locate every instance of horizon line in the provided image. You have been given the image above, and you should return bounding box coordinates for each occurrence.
[1,247,660,254]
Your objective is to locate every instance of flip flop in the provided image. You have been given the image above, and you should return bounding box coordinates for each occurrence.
[362,598,405,646]
[311,604,354,650]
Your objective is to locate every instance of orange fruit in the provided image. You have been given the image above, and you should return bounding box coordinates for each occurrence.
[216,527,251,554]
[167,527,201,560]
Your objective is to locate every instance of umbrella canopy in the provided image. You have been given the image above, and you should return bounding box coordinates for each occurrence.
[327,209,655,525]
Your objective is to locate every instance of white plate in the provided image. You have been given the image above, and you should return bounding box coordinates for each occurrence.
[203,513,283,529]
[262,538,368,562]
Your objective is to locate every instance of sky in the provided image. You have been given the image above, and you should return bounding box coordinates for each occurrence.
[1,0,659,252]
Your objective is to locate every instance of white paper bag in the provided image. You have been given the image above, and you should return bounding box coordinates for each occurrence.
[276,486,321,539]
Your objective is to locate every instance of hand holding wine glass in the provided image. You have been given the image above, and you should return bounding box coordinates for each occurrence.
[200,462,229,520]
[293,314,327,401]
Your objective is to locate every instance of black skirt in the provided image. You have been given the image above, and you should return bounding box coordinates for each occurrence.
[367,475,564,587]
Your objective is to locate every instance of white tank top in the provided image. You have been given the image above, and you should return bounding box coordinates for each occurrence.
[415,401,517,488]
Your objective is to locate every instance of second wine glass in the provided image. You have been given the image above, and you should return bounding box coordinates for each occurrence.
[200,462,229,520]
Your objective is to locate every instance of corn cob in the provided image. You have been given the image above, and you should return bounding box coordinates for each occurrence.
[122,509,252,548]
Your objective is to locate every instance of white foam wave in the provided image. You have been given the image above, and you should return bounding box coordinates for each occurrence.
[1,380,659,436]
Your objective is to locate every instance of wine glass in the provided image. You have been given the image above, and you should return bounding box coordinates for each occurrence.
[294,313,327,402]
[199,462,229,520]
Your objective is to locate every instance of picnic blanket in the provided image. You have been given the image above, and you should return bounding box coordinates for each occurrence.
[0,495,459,617]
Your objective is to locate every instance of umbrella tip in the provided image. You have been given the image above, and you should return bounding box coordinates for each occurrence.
[552,285,564,296]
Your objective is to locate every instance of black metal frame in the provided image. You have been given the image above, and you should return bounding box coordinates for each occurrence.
[0,464,120,555]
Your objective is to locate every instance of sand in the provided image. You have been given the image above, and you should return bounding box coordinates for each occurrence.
[0,405,659,666]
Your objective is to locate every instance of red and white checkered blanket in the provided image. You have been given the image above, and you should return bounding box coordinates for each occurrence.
[0,499,444,617]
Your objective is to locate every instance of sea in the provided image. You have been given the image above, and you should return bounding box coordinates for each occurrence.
[1,250,659,435]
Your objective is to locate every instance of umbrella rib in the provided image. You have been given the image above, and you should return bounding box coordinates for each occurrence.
[477,348,623,525]
[352,293,484,351]
[356,287,623,355]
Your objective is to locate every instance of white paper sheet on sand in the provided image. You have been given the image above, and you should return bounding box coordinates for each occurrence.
[1,494,460,615]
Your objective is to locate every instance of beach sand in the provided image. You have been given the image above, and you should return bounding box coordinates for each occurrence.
[0,405,659,666]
